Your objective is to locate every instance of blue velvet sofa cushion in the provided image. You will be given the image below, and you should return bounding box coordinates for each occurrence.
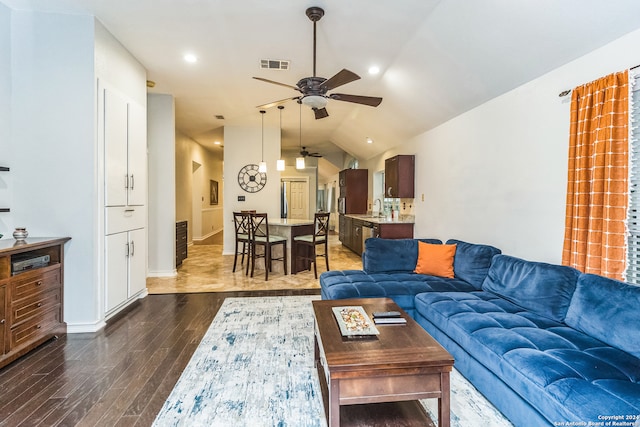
[319,269,475,317]
[362,238,442,274]
[481,254,580,322]
[445,239,501,289]
[414,291,640,424]
[565,273,640,359]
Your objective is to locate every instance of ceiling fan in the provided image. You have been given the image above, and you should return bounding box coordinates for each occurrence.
[300,146,322,158]
[253,6,383,119]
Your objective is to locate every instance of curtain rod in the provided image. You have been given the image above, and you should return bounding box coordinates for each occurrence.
[558,63,640,97]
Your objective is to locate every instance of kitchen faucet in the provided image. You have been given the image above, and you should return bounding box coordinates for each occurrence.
[373,198,382,216]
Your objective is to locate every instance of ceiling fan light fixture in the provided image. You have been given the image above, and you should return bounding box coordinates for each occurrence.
[301,95,327,109]
[296,157,306,169]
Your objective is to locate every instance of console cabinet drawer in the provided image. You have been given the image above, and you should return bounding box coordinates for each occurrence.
[10,306,61,349]
[12,288,61,326]
[12,268,61,302]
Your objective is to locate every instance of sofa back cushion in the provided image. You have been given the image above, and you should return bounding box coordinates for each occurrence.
[565,274,640,358]
[445,239,501,289]
[481,254,580,322]
[363,238,442,273]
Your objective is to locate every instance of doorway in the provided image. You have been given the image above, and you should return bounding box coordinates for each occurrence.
[281,178,309,219]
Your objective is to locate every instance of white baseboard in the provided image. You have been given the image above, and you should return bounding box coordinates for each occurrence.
[147,269,177,277]
[67,320,107,334]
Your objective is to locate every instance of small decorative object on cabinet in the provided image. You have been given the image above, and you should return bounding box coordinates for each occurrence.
[176,221,188,266]
[0,237,70,369]
[13,227,28,241]
[385,155,415,198]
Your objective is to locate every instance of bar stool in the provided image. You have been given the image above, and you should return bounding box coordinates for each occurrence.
[247,213,288,280]
[293,212,330,279]
[232,211,253,272]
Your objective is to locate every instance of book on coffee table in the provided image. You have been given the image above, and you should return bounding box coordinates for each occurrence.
[374,316,407,325]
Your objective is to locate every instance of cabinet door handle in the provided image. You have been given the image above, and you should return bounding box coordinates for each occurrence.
[0,319,4,324]
[130,240,135,257]
[126,242,130,257]
[130,174,134,190]
[387,187,393,197]
[125,174,129,189]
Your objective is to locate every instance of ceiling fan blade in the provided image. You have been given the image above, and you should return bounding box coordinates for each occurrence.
[313,107,329,119]
[321,69,360,91]
[329,93,383,107]
[253,77,300,92]
[256,96,300,109]
[309,153,323,157]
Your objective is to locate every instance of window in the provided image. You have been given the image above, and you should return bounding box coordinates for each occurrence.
[626,72,640,285]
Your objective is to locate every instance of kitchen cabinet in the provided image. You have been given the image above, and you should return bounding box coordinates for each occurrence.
[0,237,70,369]
[385,155,415,198]
[339,169,368,214]
[373,223,414,239]
[339,215,367,255]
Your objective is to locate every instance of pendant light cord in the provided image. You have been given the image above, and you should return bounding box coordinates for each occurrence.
[260,110,265,162]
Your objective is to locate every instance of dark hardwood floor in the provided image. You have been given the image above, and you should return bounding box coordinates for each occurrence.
[0,290,320,427]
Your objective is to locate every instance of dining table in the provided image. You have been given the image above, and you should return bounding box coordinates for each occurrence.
[267,217,315,274]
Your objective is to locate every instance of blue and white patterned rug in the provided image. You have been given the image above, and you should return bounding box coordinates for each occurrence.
[153,296,513,427]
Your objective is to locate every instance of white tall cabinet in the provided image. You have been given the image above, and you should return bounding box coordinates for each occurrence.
[101,84,148,317]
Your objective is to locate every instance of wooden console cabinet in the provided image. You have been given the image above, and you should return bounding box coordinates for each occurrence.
[0,237,70,369]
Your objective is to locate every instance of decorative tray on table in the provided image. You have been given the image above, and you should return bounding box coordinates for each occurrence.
[332,306,380,337]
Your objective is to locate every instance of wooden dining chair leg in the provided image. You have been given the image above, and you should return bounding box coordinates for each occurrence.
[324,240,330,271]
[283,242,288,275]
[248,242,254,277]
[313,245,318,279]
[264,245,270,281]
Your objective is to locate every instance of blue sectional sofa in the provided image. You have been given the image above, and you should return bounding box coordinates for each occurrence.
[319,238,640,427]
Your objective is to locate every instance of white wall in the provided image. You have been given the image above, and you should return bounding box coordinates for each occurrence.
[10,10,97,325]
[147,93,176,277]
[361,27,640,264]
[223,124,280,255]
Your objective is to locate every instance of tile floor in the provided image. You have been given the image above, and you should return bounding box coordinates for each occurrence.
[146,233,363,294]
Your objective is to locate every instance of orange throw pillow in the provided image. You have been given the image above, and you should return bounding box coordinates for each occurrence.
[414,242,456,278]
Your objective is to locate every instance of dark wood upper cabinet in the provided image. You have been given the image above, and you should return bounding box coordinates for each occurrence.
[385,155,415,198]
[339,169,368,214]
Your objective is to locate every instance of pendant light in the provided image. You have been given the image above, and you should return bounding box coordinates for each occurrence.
[296,101,305,170]
[276,106,285,171]
[258,110,267,173]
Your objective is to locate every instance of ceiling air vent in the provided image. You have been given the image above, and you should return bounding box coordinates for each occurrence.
[215,115,225,120]
[260,59,290,70]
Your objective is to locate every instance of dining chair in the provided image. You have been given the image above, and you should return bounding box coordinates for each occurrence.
[232,211,253,272]
[293,212,330,279]
[247,212,288,280]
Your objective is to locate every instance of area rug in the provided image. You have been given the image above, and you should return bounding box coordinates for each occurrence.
[153,296,513,427]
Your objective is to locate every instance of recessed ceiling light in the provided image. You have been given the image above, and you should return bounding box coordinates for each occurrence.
[184,53,198,63]
[368,66,380,75]
[214,141,221,145]
[366,137,374,144]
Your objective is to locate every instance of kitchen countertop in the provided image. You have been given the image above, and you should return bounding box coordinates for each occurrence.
[344,213,415,225]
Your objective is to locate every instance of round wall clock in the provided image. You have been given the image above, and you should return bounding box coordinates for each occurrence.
[237,164,267,193]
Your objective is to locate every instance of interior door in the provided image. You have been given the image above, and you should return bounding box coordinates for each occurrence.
[289,181,308,219]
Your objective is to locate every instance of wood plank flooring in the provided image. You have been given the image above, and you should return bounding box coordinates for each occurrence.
[0,290,319,427]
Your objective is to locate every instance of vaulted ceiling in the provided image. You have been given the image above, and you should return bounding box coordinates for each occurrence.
[5,0,640,166]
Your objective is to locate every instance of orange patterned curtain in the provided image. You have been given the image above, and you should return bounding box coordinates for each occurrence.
[562,70,629,280]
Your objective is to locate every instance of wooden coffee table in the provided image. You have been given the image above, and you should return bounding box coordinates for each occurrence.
[312,298,454,427]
